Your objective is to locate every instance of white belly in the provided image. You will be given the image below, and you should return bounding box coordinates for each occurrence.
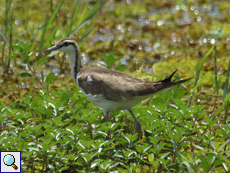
[82,90,148,112]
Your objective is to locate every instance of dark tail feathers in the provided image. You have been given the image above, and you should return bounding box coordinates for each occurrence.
[161,70,192,86]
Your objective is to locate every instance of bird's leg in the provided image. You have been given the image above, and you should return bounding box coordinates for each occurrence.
[103,110,109,122]
[103,110,110,140]
[129,109,141,142]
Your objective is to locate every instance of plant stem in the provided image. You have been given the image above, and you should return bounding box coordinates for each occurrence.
[27,61,46,88]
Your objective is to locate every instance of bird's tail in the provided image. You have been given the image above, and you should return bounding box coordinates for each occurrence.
[160,70,192,87]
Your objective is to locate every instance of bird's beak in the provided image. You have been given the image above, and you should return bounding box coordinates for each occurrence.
[44,45,59,53]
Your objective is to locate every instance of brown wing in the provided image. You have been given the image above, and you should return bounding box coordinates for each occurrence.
[78,67,191,101]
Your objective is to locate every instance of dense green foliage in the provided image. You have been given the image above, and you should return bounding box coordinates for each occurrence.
[1,86,230,172]
[0,0,230,172]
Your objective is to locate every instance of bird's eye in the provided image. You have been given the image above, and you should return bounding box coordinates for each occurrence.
[63,42,70,47]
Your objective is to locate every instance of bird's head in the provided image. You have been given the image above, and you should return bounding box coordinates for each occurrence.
[44,38,78,54]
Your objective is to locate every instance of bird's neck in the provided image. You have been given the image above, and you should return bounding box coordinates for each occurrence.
[67,47,83,83]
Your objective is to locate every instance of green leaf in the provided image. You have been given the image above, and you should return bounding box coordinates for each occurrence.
[182,161,194,173]
[143,145,152,153]
[193,144,204,151]
[164,91,173,102]
[36,57,49,68]
[218,139,230,152]
[115,64,126,72]
[212,160,224,167]
[101,52,115,68]
[200,161,209,172]
[72,97,88,106]
[152,96,164,105]
[114,56,123,62]
[160,152,170,159]
[136,145,142,153]
[13,45,22,51]
[45,73,55,86]
[17,73,32,77]
[6,55,18,59]
[148,154,154,162]
[207,153,215,165]
[174,88,185,99]
[21,55,29,61]
[23,44,32,53]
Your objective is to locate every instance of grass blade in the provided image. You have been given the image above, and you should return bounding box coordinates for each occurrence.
[192,73,211,92]
[194,45,215,84]
[0,29,10,46]
[70,20,89,37]
[188,45,215,107]
[76,2,88,28]
[36,57,50,68]
[70,1,105,36]
[46,0,64,31]
[0,0,5,8]
[39,0,64,52]
[223,60,230,124]
[43,27,58,48]
[85,1,106,21]
[214,46,218,96]
[215,92,230,116]
[67,0,80,36]
[222,60,230,102]
[78,19,94,46]
[224,100,229,124]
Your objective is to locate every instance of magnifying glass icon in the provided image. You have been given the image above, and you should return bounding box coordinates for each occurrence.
[3,154,18,170]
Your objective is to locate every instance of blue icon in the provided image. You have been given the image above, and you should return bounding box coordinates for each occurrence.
[3,154,18,170]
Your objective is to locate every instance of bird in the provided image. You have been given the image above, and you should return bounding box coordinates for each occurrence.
[44,38,191,141]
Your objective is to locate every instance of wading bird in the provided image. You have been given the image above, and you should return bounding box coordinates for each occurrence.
[45,38,191,141]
